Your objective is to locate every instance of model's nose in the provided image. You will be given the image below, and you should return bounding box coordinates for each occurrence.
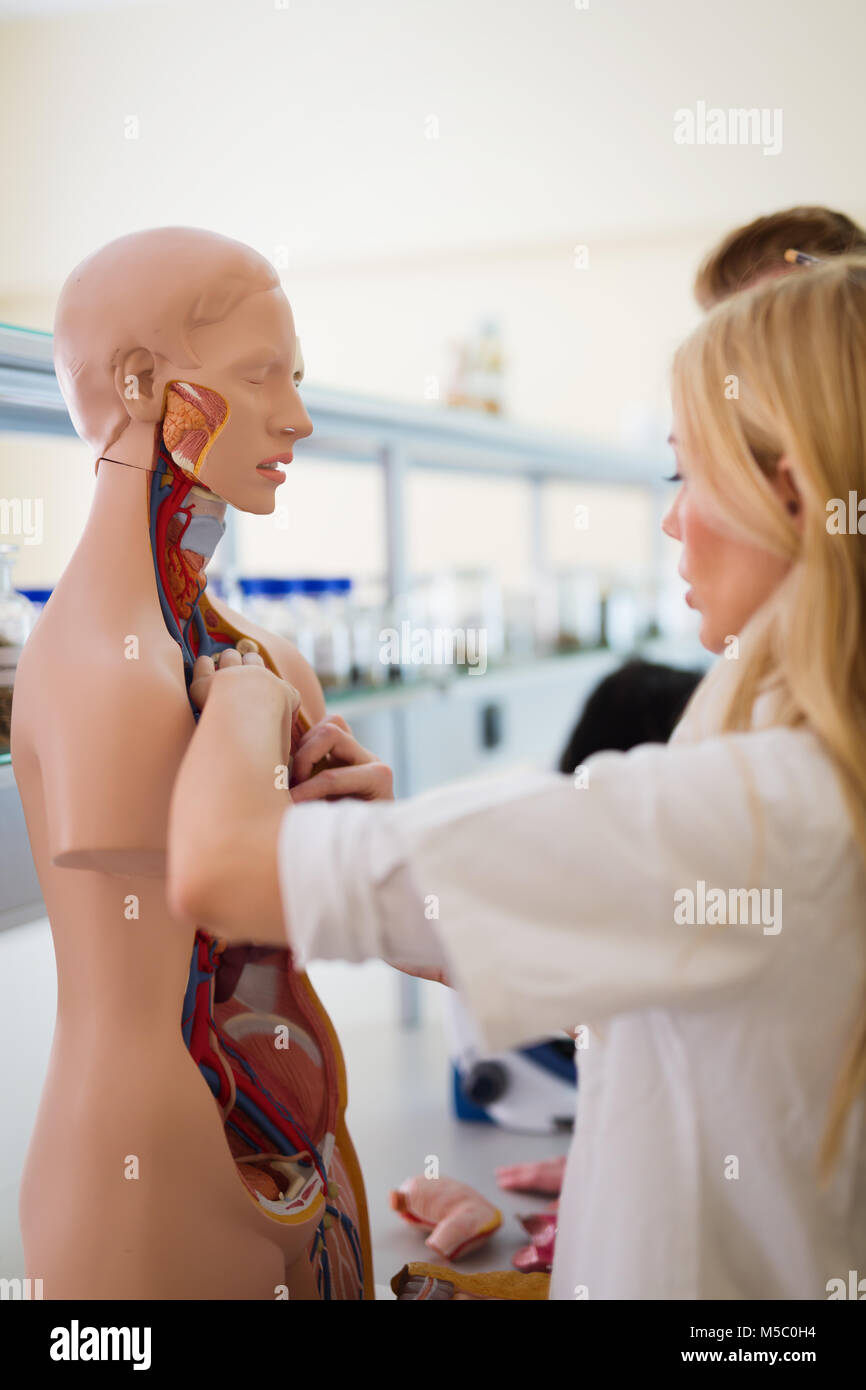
[274,392,313,441]
[295,400,313,439]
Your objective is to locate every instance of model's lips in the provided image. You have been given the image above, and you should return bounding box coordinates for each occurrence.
[256,453,292,484]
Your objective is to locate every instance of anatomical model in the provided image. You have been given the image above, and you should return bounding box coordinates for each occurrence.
[390,1174,502,1260]
[11,228,372,1299]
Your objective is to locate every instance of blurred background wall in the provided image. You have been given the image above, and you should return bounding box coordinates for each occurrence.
[1,0,864,587]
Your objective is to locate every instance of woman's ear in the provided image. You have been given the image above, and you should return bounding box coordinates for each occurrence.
[773,456,804,532]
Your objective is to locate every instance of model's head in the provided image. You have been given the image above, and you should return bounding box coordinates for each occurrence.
[53,226,312,514]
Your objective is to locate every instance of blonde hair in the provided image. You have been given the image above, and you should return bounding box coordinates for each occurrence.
[672,255,866,1178]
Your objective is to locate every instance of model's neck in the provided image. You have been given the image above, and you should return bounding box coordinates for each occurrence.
[86,431,226,594]
[84,437,155,566]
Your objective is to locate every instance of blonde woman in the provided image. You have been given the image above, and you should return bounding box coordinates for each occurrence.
[169,258,866,1300]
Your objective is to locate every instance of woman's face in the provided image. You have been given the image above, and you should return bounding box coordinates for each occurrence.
[661,423,794,653]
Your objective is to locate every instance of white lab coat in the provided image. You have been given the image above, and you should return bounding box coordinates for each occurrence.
[278,716,866,1299]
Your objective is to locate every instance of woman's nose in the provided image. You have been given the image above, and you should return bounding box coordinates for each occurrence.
[661,492,681,541]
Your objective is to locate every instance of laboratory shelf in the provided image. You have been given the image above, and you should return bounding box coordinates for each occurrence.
[0,323,666,480]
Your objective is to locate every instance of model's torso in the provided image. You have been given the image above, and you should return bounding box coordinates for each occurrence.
[13,526,369,1298]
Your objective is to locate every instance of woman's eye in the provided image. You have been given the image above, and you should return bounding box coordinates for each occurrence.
[664,472,682,483]
[244,377,266,386]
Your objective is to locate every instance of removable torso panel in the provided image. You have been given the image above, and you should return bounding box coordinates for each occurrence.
[149,442,370,1299]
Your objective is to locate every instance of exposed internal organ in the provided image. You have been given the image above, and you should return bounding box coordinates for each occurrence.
[164,511,206,623]
[184,934,366,1297]
[150,440,371,1298]
[391,1263,550,1301]
[511,1205,558,1274]
[390,1175,502,1261]
[162,380,230,479]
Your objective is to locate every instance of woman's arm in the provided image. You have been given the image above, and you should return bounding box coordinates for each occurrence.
[171,650,788,1054]
[167,654,294,941]
[274,735,787,1051]
[168,650,395,942]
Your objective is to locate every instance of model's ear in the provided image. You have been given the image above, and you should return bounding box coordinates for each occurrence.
[113,348,166,423]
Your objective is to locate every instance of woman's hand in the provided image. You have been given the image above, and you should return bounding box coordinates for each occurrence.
[189,648,301,762]
[189,646,299,714]
[188,649,394,803]
[289,714,394,803]
[387,960,451,986]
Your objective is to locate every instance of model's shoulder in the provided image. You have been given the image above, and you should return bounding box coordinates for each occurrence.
[20,599,179,686]
[14,600,188,758]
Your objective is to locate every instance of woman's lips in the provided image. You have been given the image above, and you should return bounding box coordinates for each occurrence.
[256,453,292,484]
[679,569,696,608]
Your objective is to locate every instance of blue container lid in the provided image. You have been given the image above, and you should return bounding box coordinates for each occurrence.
[238,577,354,597]
[300,577,352,595]
[237,577,303,596]
[16,587,52,603]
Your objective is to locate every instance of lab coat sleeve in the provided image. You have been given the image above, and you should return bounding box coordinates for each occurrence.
[278,736,779,1053]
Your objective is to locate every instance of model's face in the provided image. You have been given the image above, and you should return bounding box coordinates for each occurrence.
[170,286,312,514]
[661,423,792,653]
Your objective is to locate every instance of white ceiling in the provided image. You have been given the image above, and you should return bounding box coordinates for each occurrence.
[0,0,863,290]
[0,0,143,13]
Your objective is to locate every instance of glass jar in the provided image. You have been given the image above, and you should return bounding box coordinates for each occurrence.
[454,568,504,671]
[604,584,645,653]
[16,586,53,620]
[236,577,319,672]
[556,569,603,651]
[0,546,36,756]
[310,578,353,690]
[348,577,387,687]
